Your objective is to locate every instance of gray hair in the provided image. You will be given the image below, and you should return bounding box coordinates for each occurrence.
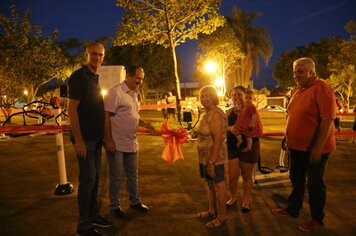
[293,57,316,73]
[200,85,219,106]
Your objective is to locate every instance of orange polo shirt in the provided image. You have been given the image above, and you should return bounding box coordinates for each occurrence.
[286,79,336,153]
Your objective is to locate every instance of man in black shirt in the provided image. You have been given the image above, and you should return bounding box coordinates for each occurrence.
[68,42,112,236]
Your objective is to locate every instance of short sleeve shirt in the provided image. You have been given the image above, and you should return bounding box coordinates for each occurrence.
[104,82,140,152]
[67,65,104,142]
[286,79,336,153]
[197,108,228,165]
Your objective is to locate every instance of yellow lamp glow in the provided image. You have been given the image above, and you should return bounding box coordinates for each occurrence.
[101,89,107,97]
[214,76,224,86]
[204,61,218,74]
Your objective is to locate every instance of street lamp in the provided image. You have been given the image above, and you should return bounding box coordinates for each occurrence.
[214,76,225,97]
[23,90,28,96]
[204,61,218,74]
[204,60,226,101]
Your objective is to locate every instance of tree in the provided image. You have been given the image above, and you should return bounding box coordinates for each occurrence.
[114,0,224,119]
[228,6,273,88]
[327,39,356,108]
[105,44,177,99]
[0,6,68,103]
[273,37,343,87]
[195,23,244,92]
[345,20,356,39]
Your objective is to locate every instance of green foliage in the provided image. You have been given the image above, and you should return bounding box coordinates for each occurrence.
[0,6,68,103]
[105,44,177,96]
[273,37,343,87]
[345,20,356,39]
[114,0,224,101]
[57,38,86,68]
[327,39,356,107]
[195,23,244,91]
[256,87,271,96]
[115,0,224,47]
[227,6,273,87]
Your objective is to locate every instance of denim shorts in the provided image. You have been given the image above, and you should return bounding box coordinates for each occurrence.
[199,164,225,183]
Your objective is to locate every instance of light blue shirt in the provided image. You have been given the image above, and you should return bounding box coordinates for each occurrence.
[104,82,140,152]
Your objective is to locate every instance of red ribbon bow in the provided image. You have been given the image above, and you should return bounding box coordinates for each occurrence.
[161,122,188,164]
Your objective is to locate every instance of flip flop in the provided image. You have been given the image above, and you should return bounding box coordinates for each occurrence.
[197,211,216,219]
[206,218,227,228]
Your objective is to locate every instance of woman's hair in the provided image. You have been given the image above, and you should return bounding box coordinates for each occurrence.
[200,85,219,105]
[293,57,316,73]
[232,85,246,94]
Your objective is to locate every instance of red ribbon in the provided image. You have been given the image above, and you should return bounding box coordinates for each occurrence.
[160,122,188,164]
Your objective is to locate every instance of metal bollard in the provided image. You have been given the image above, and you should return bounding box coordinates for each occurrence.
[54,108,73,195]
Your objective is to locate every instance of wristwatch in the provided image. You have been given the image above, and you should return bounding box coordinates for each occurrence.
[208,160,215,165]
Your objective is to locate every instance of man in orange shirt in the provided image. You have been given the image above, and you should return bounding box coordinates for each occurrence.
[271,57,336,232]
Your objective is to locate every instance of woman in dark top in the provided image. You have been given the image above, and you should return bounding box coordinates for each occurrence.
[226,86,261,213]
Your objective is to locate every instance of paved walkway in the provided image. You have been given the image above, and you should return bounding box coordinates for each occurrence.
[0,134,355,235]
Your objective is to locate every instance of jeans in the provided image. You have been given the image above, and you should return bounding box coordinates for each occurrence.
[76,141,102,230]
[286,149,329,224]
[107,151,140,210]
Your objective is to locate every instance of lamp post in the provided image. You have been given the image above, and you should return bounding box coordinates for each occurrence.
[204,60,226,102]
[23,89,29,104]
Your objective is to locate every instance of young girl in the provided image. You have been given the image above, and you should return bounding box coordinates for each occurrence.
[233,90,263,153]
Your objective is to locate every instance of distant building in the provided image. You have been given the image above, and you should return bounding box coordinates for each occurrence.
[97,65,125,92]
[180,81,200,98]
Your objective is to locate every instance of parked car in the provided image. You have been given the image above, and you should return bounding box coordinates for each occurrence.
[259,105,286,112]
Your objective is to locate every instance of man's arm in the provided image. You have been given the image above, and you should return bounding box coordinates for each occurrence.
[310,119,334,163]
[67,99,86,159]
[104,111,116,153]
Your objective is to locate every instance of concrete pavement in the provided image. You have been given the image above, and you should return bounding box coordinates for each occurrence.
[0,133,355,236]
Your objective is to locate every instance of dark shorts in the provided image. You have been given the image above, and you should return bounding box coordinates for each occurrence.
[167,108,176,114]
[199,163,225,183]
[228,137,260,164]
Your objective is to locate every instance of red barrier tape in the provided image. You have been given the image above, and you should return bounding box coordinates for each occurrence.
[0,125,355,137]
[0,125,70,134]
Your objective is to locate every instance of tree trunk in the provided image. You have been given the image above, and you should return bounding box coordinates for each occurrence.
[165,5,181,122]
[169,42,182,122]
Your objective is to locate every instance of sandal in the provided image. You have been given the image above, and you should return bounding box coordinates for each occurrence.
[206,218,227,228]
[197,211,216,219]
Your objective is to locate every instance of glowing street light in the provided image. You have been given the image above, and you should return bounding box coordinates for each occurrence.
[204,61,218,74]
[23,90,28,96]
[204,60,226,102]
[214,76,224,87]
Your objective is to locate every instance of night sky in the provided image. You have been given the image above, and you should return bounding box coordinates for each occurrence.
[1,0,355,88]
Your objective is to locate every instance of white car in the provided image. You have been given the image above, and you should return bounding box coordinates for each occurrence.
[259,105,287,112]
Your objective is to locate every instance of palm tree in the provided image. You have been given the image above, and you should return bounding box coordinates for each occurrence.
[227,6,273,88]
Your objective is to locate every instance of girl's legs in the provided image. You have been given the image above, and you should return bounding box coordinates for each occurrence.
[227,158,240,205]
[240,162,255,208]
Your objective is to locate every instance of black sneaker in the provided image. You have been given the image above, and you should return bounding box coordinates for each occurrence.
[77,227,102,236]
[130,203,149,213]
[92,215,113,228]
[112,207,127,219]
